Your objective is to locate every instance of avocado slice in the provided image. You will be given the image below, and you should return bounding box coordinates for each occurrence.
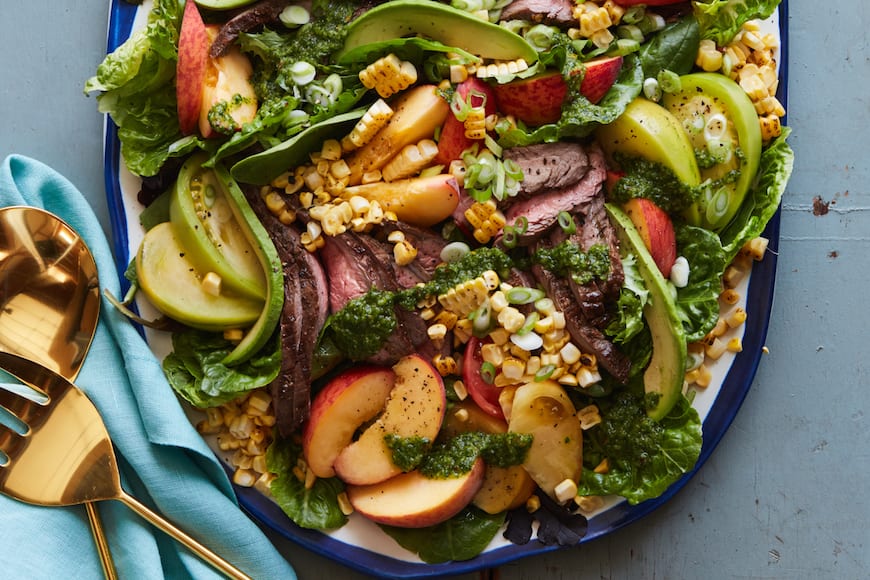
[193,0,257,10]
[661,73,762,231]
[606,204,687,421]
[212,163,284,365]
[337,0,538,64]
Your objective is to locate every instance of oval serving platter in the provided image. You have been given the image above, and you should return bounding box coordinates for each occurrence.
[101,1,789,577]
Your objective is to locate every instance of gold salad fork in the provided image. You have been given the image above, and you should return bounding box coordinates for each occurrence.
[0,351,252,580]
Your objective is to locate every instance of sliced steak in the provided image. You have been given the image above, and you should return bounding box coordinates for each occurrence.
[500,0,576,27]
[504,142,590,196]
[320,231,428,365]
[575,192,625,303]
[532,242,630,384]
[503,143,607,245]
[244,187,329,436]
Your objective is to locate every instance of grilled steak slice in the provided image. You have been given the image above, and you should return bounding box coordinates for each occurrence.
[503,143,607,245]
[244,187,329,436]
[504,142,590,196]
[379,221,449,280]
[321,231,428,365]
[575,193,625,303]
[500,0,576,27]
[532,243,630,384]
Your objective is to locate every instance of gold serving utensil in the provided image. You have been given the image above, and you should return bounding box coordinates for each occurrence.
[0,205,117,578]
[0,351,252,580]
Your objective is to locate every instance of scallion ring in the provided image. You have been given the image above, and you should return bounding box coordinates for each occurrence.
[501,225,518,249]
[480,361,497,384]
[534,364,555,382]
[440,241,471,263]
[558,210,576,233]
[506,286,545,305]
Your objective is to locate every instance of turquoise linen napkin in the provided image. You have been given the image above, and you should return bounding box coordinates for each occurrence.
[0,154,298,579]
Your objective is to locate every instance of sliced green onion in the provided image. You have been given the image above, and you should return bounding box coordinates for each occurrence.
[704,113,728,141]
[451,91,472,121]
[616,24,644,43]
[506,286,545,305]
[484,134,502,157]
[558,211,576,234]
[501,225,518,249]
[706,138,733,164]
[503,158,523,181]
[534,364,555,382]
[512,215,528,235]
[290,61,317,86]
[469,186,492,203]
[440,241,471,263]
[622,5,645,24]
[279,5,310,28]
[612,38,641,56]
[323,73,343,100]
[480,361,497,384]
[472,299,493,336]
[533,297,554,313]
[643,77,661,101]
[657,69,681,94]
[493,160,506,201]
[705,186,730,223]
[516,312,540,335]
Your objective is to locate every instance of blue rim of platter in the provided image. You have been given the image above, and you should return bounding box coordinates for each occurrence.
[102,2,789,577]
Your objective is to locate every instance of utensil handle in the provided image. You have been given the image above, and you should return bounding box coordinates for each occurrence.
[116,491,252,580]
[85,502,119,580]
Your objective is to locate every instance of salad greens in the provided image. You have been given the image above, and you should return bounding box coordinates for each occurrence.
[88,0,792,567]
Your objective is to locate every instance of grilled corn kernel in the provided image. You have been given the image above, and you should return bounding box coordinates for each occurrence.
[359,53,418,98]
[502,358,526,380]
[233,469,257,487]
[720,288,740,305]
[433,354,458,376]
[427,323,448,342]
[575,494,604,512]
[347,99,394,148]
[727,337,744,353]
[559,342,582,366]
[498,307,525,333]
[554,478,578,503]
[201,272,222,297]
[705,337,728,360]
[725,306,747,328]
[453,379,468,401]
[579,7,612,37]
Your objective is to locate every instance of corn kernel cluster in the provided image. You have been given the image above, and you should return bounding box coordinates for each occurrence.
[571,1,624,49]
[684,236,768,388]
[696,20,786,141]
[464,200,507,244]
[359,53,418,98]
[196,389,276,491]
[421,269,603,392]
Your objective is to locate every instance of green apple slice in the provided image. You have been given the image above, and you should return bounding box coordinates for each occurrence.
[661,73,762,231]
[137,222,263,331]
[170,153,267,301]
[597,97,702,189]
[606,204,687,421]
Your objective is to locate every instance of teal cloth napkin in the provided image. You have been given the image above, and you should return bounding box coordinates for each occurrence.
[0,154,298,579]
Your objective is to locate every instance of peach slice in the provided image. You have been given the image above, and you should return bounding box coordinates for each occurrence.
[333,354,446,485]
[347,458,486,528]
[176,0,209,135]
[623,197,677,277]
[302,366,396,479]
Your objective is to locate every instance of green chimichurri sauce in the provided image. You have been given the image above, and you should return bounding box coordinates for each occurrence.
[327,289,396,361]
[534,242,611,285]
[207,94,254,135]
[384,432,533,478]
[610,153,698,213]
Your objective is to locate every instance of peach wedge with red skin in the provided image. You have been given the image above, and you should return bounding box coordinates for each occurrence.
[333,354,446,485]
[176,0,210,135]
[302,366,396,479]
[622,197,677,278]
[347,457,486,528]
[492,55,623,126]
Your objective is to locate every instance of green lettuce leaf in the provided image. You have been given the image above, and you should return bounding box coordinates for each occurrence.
[639,15,701,79]
[267,438,348,530]
[693,0,782,45]
[578,390,702,505]
[719,127,793,260]
[163,329,281,408]
[380,506,505,563]
[84,0,182,176]
[675,224,728,342]
[605,254,647,344]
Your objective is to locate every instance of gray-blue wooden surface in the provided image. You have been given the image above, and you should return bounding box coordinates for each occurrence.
[2,2,866,578]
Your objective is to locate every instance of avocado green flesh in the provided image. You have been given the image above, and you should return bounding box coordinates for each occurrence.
[661,73,762,231]
[213,163,285,365]
[606,204,687,421]
[170,154,267,301]
[137,222,263,331]
[337,0,538,63]
[597,97,701,189]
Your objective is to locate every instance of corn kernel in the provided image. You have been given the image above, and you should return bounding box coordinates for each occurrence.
[233,469,257,487]
[321,139,342,161]
[502,357,526,380]
[427,323,448,341]
[593,458,610,474]
[727,337,743,352]
[498,307,525,333]
[720,288,740,305]
[695,364,713,388]
[489,327,510,346]
[558,373,579,387]
[559,342,582,366]
[201,271,222,297]
[526,495,541,512]
[576,367,601,388]
[481,343,505,366]
[453,379,468,401]
[554,478,578,503]
[725,306,747,328]
[575,495,605,513]
[705,337,728,360]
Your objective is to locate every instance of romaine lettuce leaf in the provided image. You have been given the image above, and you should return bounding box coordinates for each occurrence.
[84,0,182,177]
[163,329,281,408]
[675,224,728,342]
[719,127,793,261]
[577,391,702,504]
[693,0,781,45]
